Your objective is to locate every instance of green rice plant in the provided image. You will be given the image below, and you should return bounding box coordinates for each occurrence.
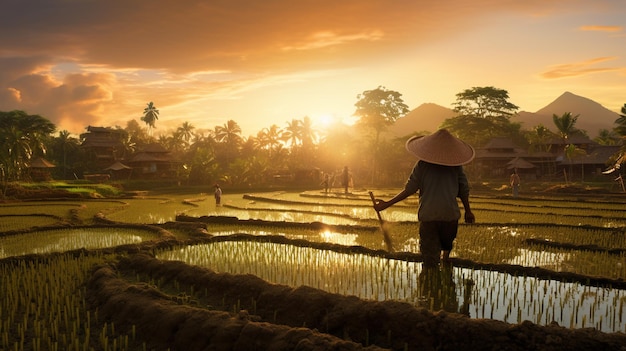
[470,196,626,212]
[156,241,626,333]
[0,200,129,226]
[0,215,61,232]
[104,197,207,224]
[472,194,625,210]
[0,253,143,351]
[0,203,81,218]
[473,209,626,227]
[0,227,159,259]
[19,181,123,197]
[450,224,626,276]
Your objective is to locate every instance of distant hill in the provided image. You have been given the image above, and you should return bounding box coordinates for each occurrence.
[390,92,620,138]
[512,92,620,137]
[388,103,456,137]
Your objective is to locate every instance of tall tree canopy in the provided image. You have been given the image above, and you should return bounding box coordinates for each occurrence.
[0,110,56,182]
[354,86,409,183]
[452,86,519,119]
[354,86,409,141]
[442,86,521,147]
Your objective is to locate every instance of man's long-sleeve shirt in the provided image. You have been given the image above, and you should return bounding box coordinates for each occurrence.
[404,161,470,222]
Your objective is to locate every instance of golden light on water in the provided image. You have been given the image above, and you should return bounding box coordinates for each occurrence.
[319,230,358,246]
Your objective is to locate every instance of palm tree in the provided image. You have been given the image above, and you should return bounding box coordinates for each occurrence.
[594,129,619,146]
[282,119,302,148]
[168,130,187,155]
[141,102,159,136]
[2,124,32,181]
[299,116,318,147]
[117,133,136,161]
[214,120,244,169]
[552,112,579,144]
[186,129,218,185]
[0,111,55,183]
[215,120,243,147]
[612,104,626,167]
[54,130,80,178]
[524,124,557,176]
[177,121,195,145]
[526,125,554,153]
[552,112,581,181]
[257,124,283,157]
[189,129,216,153]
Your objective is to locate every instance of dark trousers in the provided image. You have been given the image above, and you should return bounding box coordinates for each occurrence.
[419,220,458,267]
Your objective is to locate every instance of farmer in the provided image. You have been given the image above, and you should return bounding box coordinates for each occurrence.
[341,166,352,194]
[214,184,222,206]
[373,129,475,268]
[510,168,521,197]
[320,173,331,193]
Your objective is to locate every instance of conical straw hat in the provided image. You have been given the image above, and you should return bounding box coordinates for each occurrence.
[405,129,475,166]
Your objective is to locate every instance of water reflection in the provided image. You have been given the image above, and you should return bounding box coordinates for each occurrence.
[0,229,150,258]
[319,230,358,246]
[157,242,626,333]
[210,230,359,246]
[506,249,570,270]
[418,264,471,316]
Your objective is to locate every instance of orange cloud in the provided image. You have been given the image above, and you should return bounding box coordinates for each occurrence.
[281,30,384,51]
[540,57,620,79]
[579,25,623,32]
[0,71,116,133]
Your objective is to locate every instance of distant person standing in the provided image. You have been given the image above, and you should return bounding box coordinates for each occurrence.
[510,169,521,198]
[320,173,331,193]
[214,184,222,206]
[341,166,352,194]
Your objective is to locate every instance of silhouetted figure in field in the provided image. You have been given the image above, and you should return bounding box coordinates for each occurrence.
[510,168,521,197]
[321,173,331,193]
[341,166,352,194]
[373,129,475,268]
[214,184,222,206]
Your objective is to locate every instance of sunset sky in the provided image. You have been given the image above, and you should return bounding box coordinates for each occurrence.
[1,0,624,138]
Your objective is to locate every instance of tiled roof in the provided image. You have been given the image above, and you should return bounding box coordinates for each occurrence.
[29,157,56,168]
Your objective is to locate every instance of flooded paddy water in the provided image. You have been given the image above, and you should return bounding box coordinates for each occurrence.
[1,188,626,349]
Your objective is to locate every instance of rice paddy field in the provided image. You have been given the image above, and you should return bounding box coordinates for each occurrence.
[1,187,626,350]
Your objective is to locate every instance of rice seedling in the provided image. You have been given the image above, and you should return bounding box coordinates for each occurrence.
[0,215,61,232]
[0,253,143,351]
[0,203,81,218]
[156,241,626,333]
[0,227,159,259]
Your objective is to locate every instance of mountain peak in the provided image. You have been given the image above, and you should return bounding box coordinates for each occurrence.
[515,92,619,137]
[388,103,456,137]
[390,93,619,139]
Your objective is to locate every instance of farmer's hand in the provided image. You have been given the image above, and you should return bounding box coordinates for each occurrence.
[373,199,389,212]
[464,210,475,224]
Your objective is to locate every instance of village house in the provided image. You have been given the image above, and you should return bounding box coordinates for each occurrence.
[126,143,179,179]
[28,157,56,181]
[80,126,126,171]
[473,135,618,182]
[472,137,553,179]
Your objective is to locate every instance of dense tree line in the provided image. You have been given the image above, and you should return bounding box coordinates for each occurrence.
[1,88,624,190]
